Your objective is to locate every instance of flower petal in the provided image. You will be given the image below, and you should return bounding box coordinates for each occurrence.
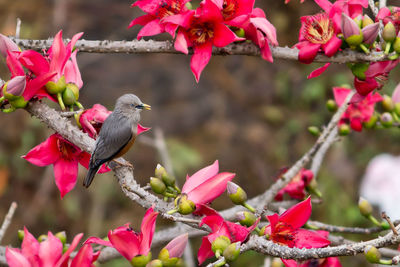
[174,30,189,55]
[197,236,214,265]
[333,87,351,106]
[6,247,31,267]
[64,50,83,88]
[137,19,164,40]
[109,226,141,261]
[55,233,84,267]
[22,134,60,166]
[53,157,79,198]
[49,30,68,76]
[392,83,400,103]
[307,63,330,79]
[128,14,156,28]
[39,232,63,266]
[279,197,311,229]
[0,34,19,57]
[294,229,331,249]
[182,160,219,194]
[70,244,94,267]
[322,35,341,57]
[139,207,158,255]
[249,17,277,46]
[18,50,50,76]
[21,227,40,265]
[6,51,25,76]
[22,71,57,101]
[298,43,320,64]
[190,42,213,82]
[84,237,112,247]
[213,23,243,47]
[163,233,188,258]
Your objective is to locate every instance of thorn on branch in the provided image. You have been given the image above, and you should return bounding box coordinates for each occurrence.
[381,212,398,236]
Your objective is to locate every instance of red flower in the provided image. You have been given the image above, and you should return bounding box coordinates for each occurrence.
[85,207,158,262]
[6,227,98,267]
[79,104,112,138]
[22,133,109,198]
[164,0,244,82]
[265,197,330,248]
[129,0,190,38]
[275,169,314,201]
[198,211,259,264]
[377,6,400,31]
[333,87,382,132]
[353,60,399,96]
[181,160,235,210]
[295,13,342,64]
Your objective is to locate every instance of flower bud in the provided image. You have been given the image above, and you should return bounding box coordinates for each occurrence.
[146,259,163,267]
[258,225,266,236]
[150,177,166,194]
[358,197,373,217]
[38,234,47,242]
[176,195,195,215]
[9,97,28,109]
[227,182,247,205]
[394,36,400,54]
[211,236,231,254]
[351,63,369,80]
[66,83,79,101]
[155,164,175,186]
[131,252,152,267]
[341,13,362,47]
[45,76,66,94]
[162,174,175,187]
[382,95,394,111]
[55,231,67,245]
[361,23,379,44]
[380,112,393,127]
[362,15,374,28]
[338,124,351,136]
[223,242,241,262]
[185,2,192,9]
[0,34,19,57]
[383,22,396,42]
[159,233,188,267]
[155,164,167,179]
[62,87,77,106]
[3,76,26,100]
[326,99,338,112]
[17,230,24,241]
[158,248,179,267]
[381,221,390,230]
[394,103,400,116]
[306,178,322,198]
[235,211,256,227]
[235,28,245,38]
[364,245,381,263]
[308,126,320,136]
[363,114,378,129]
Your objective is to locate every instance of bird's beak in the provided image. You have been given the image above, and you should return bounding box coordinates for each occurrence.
[141,103,151,110]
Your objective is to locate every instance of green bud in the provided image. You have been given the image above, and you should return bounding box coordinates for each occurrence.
[235,28,245,38]
[358,197,373,217]
[155,164,175,186]
[346,34,363,47]
[338,124,351,136]
[162,174,175,187]
[381,221,390,230]
[45,76,66,94]
[3,76,26,100]
[380,112,393,127]
[63,244,69,254]
[383,22,396,42]
[55,231,67,245]
[62,87,76,106]
[176,195,195,215]
[146,259,163,267]
[131,252,152,267]
[363,114,378,129]
[185,2,192,9]
[306,178,322,198]
[351,63,369,80]
[326,99,338,112]
[175,259,184,267]
[158,248,179,267]
[235,211,256,227]
[364,245,381,263]
[227,182,247,205]
[382,95,394,111]
[155,164,167,179]
[362,15,374,28]
[38,234,47,242]
[9,96,28,109]
[150,177,166,194]
[394,103,400,116]
[394,37,400,54]
[18,230,24,241]
[211,236,231,254]
[308,126,320,136]
[66,83,79,101]
[223,242,241,262]
[258,226,266,236]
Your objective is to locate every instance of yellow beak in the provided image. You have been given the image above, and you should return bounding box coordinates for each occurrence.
[142,103,151,110]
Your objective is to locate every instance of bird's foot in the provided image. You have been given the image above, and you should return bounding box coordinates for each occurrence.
[112,159,134,169]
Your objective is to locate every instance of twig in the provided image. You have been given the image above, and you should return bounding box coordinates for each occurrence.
[307,220,398,234]
[8,37,396,63]
[379,0,387,9]
[310,128,338,177]
[206,257,228,267]
[15,19,21,39]
[369,0,379,18]
[255,91,356,215]
[0,202,17,244]
[381,212,398,236]
[59,109,83,117]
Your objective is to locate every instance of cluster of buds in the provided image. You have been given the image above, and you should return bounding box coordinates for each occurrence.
[46,77,82,111]
[340,14,379,54]
[150,164,181,200]
[0,76,28,112]
[358,197,390,229]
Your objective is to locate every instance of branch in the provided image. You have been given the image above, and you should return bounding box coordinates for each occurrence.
[0,202,17,244]
[255,91,356,214]
[369,0,379,17]
[307,220,399,235]
[310,128,339,176]
[9,37,394,63]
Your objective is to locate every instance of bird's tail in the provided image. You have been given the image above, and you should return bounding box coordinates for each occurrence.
[83,164,100,188]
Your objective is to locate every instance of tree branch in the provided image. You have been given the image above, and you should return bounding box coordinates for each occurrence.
[9,37,394,63]
[307,220,399,235]
[0,202,17,244]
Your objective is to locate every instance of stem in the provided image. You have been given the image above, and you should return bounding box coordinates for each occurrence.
[174,185,181,194]
[167,209,178,215]
[385,42,392,54]
[215,250,221,258]
[57,93,66,110]
[359,44,370,54]
[75,101,84,109]
[242,202,256,213]
[379,259,393,265]
[2,106,16,113]
[164,192,176,198]
[0,96,4,104]
[368,214,381,226]
[214,259,226,267]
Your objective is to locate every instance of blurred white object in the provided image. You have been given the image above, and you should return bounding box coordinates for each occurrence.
[360,154,400,219]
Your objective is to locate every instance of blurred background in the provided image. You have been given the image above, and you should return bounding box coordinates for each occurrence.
[0,0,400,266]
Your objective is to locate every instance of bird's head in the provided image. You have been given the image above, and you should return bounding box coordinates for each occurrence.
[115,94,151,115]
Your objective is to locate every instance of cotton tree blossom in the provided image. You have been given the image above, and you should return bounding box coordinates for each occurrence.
[79,104,112,138]
[264,197,330,248]
[333,87,382,132]
[275,169,314,201]
[85,207,158,264]
[23,133,109,198]
[6,227,98,267]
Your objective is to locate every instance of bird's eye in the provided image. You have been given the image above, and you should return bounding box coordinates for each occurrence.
[130,104,135,108]
[135,104,143,109]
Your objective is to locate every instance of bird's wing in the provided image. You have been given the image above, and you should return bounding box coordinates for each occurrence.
[91,113,133,165]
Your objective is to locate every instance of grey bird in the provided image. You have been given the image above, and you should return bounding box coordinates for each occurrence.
[83,94,151,188]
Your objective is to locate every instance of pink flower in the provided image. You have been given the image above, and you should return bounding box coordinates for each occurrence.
[354,60,399,96]
[392,82,400,104]
[333,87,382,132]
[265,197,330,249]
[198,211,259,264]
[164,0,244,82]
[79,104,112,138]
[377,6,400,31]
[22,133,109,198]
[181,160,235,210]
[0,34,19,57]
[162,233,188,258]
[6,227,98,267]
[295,13,342,64]
[275,169,314,201]
[129,0,190,38]
[85,207,158,262]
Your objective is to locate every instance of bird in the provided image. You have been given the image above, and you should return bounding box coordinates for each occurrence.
[83,94,151,188]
